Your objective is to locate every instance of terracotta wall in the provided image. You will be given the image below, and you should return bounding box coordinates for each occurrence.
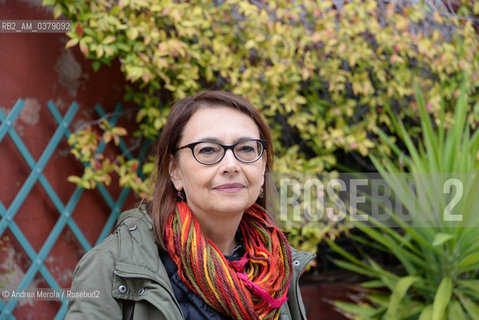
[0,1,139,318]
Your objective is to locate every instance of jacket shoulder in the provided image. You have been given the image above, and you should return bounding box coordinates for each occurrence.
[65,233,122,319]
[66,206,178,319]
[115,206,152,229]
[112,207,163,277]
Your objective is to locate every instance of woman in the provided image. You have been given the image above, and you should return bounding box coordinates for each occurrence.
[65,91,315,320]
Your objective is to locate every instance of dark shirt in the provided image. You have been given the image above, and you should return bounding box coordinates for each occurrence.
[159,242,244,320]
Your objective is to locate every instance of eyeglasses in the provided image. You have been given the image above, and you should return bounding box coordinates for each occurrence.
[176,139,267,165]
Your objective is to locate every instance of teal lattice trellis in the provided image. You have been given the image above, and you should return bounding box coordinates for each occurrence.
[0,99,150,320]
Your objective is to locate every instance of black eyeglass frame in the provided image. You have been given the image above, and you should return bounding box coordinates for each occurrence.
[176,139,267,165]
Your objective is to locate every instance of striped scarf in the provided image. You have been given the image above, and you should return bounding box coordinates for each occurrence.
[165,201,293,320]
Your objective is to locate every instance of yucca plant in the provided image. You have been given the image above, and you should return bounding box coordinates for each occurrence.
[328,80,479,320]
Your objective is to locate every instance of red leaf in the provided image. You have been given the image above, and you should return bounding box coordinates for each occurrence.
[76,23,84,36]
[130,161,138,173]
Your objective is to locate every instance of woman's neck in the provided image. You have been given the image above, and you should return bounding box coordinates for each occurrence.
[192,210,243,255]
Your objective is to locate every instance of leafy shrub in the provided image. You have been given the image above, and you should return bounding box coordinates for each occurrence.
[45,0,479,251]
[329,80,479,319]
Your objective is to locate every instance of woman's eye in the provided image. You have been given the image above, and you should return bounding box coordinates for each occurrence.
[239,145,255,153]
[198,146,219,154]
[200,147,215,153]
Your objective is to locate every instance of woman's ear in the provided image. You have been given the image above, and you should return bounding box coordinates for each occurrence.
[169,155,183,191]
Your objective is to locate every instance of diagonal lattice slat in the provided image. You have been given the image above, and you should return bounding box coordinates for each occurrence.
[0,101,69,301]
[0,99,78,318]
[0,101,90,252]
[0,99,151,319]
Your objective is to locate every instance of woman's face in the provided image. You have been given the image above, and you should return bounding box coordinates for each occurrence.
[169,106,266,218]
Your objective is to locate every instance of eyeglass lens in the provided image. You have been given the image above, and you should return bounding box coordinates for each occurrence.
[193,140,263,164]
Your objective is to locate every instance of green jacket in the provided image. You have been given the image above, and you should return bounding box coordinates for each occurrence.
[65,207,315,320]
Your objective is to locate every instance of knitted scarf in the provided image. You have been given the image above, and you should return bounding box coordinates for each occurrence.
[165,201,293,320]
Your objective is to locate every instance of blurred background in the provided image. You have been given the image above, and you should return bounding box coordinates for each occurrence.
[1,0,478,319]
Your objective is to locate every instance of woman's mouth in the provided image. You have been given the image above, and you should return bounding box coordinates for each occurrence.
[213,183,244,192]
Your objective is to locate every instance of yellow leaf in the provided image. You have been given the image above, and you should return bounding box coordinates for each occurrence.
[103,35,116,44]
[79,40,89,56]
[103,132,112,143]
[112,127,127,136]
[67,175,82,185]
[96,46,104,58]
[65,38,79,49]
[245,40,256,49]
[53,4,62,19]
[295,95,307,104]
[113,135,119,146]
[127,28,138,40]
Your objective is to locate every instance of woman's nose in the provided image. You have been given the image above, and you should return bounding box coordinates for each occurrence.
[220,149,240,172]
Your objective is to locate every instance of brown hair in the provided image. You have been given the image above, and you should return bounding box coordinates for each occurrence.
[149,90,274,249]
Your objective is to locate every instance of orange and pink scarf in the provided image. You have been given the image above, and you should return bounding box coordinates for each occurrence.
[165,201,293,320]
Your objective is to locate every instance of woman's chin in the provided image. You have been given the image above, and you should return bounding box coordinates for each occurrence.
[212,199,253,215]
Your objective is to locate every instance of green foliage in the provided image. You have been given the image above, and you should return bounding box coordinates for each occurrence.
[67,121,149,195]
[45,0,479,250]
[67,125,100,163]
[329,81,479,319]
